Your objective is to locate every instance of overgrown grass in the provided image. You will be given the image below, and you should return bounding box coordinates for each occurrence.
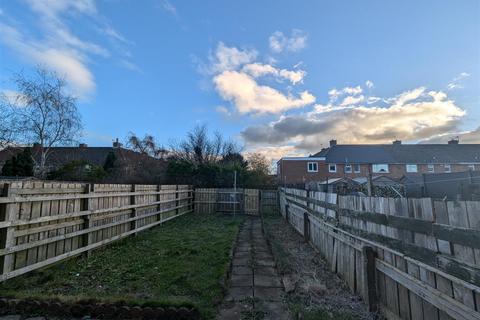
[0,214,244,319]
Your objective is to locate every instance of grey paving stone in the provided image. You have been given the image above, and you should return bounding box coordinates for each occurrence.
[232,266,253,275]
[230,274,253,287]
[255,258,276,267]
[0,316,21,320]
[254,266,278,276]
[257,301,292,320]
[233,251,252,259]
[254,252,273,260]
[217,302,253,320]
[254,275,283,287]
[254,287,284,301]
[225,286,253,301]
[232,257,251,266]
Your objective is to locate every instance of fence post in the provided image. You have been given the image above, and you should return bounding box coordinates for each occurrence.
[82,184,94,256]
[285,204,290,223]
[130,184,137,235]
[156,185,161,221]
[175,185,179,216]
[363,246,378,312]
[1,183,16,275]
[303,211,310,243]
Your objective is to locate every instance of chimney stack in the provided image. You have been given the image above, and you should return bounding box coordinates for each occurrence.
[392,140,402,145]
[329,139,337,147]
[448,138,459,145]
[79,143,88,148]
[113,138,123,148]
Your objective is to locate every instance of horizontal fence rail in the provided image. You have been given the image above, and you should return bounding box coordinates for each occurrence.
[0,181,193,282]
[279,187,480,320]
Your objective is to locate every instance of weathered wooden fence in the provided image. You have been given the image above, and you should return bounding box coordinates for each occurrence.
[194,188,278,215]
[280,187,480,320]
[0,181,193,282]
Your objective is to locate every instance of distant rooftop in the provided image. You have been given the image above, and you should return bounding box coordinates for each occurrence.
[309,139,480,164]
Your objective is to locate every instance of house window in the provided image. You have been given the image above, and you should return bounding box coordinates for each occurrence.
[428,164,435,173]
[307,162,318,172]
[345,164,352,173]
[406,164,418,173]
[354,164,361,173]
[277,164,281,175]
[444,164,451,173]
[372,164,389,173]
[329,164,337,173]
[468,164,475,171]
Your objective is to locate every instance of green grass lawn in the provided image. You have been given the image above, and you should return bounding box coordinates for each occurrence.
[0,214,244,319]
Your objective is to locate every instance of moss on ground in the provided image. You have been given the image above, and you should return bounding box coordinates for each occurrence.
[0,214,244,319]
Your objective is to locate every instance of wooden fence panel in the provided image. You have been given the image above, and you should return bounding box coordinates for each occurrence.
[279,187,480,320]
[0,181,193,282]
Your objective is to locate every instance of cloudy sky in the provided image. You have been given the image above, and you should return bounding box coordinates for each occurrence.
[1,0,479,162]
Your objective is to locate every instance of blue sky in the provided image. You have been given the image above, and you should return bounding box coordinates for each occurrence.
[1,0,479,161]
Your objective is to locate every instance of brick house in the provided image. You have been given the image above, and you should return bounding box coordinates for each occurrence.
[277,139,480,186]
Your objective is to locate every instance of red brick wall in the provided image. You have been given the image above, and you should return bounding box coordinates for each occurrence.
[277,160,478,184]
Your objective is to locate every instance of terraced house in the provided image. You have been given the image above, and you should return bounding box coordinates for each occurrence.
[277,139,480,185]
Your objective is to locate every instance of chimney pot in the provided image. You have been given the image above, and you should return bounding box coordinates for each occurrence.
[79,143,88,148]
[392,140,402,145]
[329,139,337,147]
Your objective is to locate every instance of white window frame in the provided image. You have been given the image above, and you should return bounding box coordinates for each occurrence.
[307,162,318,172]
[406,164,418,173]
[427,164,435,173]
[328,164,337,173]
[372,164,389,173]
[444,164,451,173]
[468,164,475,171]
[344,164,352,173]
[353,164,361,173]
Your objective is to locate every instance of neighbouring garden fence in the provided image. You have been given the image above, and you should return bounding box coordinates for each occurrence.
[194,188,278,215]
[279,187,480,320]
[0,181,193,282]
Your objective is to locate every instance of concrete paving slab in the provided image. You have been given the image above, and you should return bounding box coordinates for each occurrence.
[254,258,276,267]
[232,257,251,266]
[254,252,274,260]
[254,275,283,287]
[225,286,253,302]
[254,287,284,301]
[257,301,291,320]
[230,274,253,287]
[231,266,253,275]
[254,266,278,276]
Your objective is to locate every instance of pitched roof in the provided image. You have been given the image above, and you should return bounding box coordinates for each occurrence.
[0,146,162,168]
[312,144,480,164]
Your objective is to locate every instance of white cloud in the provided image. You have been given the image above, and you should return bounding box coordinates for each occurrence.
[328,85,363,102]
[447,72,470,90]
[242,85,468,159]
[0,23,95,97]
[207,42,257,74]
[0,0,136,99]
[213,71,315,114]
[365,80,374,89]
[340,95,365,106]
[159,0,177,16]
[242,63,306,84]
[0,90,29,107]
[269,29,307,53]
[203,42,314,114]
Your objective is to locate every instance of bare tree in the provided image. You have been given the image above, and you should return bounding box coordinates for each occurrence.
[126,132,167,158]
[247,152,270,175]
[10,68,83,176]
[0,101,16,149]
[170,125,240,165]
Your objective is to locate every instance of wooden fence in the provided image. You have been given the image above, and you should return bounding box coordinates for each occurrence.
[279,187,480,320]
[194,188,278,215]
[0,181,193,282]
